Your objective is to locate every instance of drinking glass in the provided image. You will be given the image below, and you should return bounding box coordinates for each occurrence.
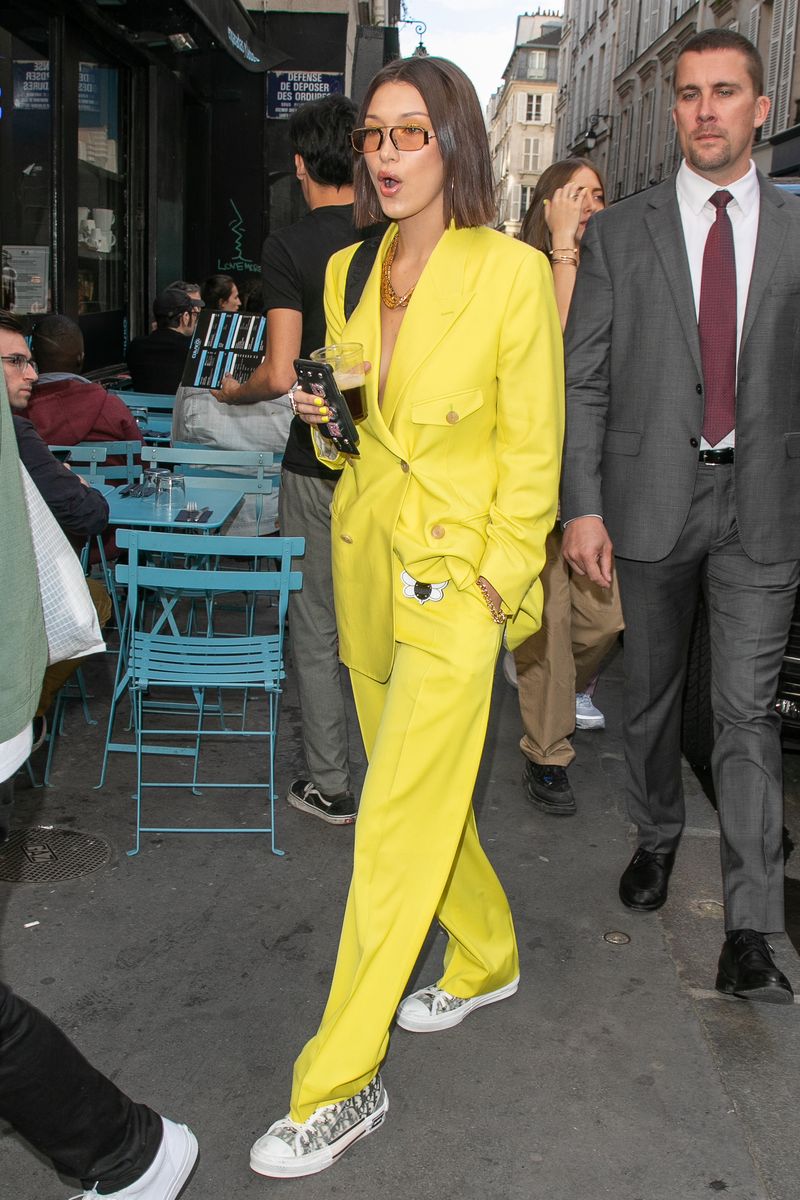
[310,342,367,423]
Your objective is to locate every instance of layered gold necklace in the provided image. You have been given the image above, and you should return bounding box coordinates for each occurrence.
[380,233,417,309]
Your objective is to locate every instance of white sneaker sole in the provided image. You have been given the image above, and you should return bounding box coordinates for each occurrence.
[396,976,520,1033]
[249,1090,389,1179]
[287,792,356,826]
[575,713,605,729]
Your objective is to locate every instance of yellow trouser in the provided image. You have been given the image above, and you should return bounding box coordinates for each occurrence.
[290,566,519,1121]
[514,526,624,767]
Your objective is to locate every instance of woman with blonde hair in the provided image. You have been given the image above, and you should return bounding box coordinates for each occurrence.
[249,55,563,1179]
[510,157,624,816]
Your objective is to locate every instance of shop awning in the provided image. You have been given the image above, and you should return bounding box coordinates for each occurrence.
[89,0,284,73]
[182,0,279,72]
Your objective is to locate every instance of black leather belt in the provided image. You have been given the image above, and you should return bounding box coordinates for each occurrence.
[698,448,734,464]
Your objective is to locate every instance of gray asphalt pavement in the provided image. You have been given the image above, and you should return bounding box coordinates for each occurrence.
[2,643,798,1200]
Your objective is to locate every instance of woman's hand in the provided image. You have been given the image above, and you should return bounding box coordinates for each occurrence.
[289,360,372,426]
[544,185,585,251]
[289,385,332,426]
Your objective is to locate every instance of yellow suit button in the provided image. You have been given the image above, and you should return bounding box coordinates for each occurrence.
[340,533,354,544]
[431,524,445,539]
[446,411,459,425]
[400,460,410,472]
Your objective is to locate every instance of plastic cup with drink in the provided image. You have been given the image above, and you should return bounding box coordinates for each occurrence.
[310,343,367,423]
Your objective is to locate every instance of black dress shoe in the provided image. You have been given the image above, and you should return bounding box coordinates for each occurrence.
[715,929,794,1004]
[523,761,576,816]
[619,846,676,911]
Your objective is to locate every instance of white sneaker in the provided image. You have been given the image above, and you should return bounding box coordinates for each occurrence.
[250,1074,388,1179]
[502,651,518,689]
[575,692,605,729]
[76,1117,198,1199]
[396,976,520,1033]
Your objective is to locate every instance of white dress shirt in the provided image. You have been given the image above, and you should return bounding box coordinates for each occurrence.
[676,158,761,448]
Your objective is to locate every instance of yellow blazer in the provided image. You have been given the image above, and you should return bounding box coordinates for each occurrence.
[321,222,564,681]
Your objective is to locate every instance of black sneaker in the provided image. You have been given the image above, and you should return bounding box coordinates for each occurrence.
[523,761,576,816]
[287,779,357,826]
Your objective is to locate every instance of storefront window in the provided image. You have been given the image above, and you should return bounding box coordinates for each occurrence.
[0,22,53,314]
[77,57,126,315]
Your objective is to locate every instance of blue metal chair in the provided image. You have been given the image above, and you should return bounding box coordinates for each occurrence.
[119,392,175,444]
[49,441,140,485]
[101,528,304,857]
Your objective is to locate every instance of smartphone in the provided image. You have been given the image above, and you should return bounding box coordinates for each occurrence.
[51,448,72,464]
[293,358,360,458]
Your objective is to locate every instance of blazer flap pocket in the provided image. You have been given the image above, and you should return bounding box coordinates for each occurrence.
[411,388,484,426]
[604,428,642,456]
[784,432,800,458]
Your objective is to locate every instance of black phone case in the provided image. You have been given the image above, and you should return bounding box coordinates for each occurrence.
[293,359,361,458]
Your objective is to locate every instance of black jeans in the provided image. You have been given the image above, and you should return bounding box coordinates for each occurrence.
[0,981,162,1191]
[0,786,161,1191]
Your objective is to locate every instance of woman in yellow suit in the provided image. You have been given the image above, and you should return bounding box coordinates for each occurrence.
[250,55,564,1180]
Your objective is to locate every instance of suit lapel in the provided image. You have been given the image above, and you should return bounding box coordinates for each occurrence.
[644,181,703,379]
[380,226,476,431]
[741,182,787,351]
[342,226,404,457]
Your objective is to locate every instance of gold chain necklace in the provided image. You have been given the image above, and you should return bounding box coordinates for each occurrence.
[380,233,417,309]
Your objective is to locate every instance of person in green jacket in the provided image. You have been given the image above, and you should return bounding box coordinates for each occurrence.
[0,358,197,1198]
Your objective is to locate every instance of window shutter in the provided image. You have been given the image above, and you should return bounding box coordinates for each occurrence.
[764,0,785,136]
[777,1,799,133]
[518,93,528,123]
[747,3,760,46]
[542,93,553,124]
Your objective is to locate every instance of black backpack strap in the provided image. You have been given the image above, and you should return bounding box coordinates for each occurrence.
[344,235,383,320]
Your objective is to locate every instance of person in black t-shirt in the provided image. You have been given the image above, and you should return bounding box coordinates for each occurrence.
[216,94,371,827]
[127,287,204,394]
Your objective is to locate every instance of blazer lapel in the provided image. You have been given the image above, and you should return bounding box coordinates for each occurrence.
[741,181,787,352]
[644,180,703,379]
[342,225,404,458]
[380,226,476,430]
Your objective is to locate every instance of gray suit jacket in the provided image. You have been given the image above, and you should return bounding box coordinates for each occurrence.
[561,170,800,564]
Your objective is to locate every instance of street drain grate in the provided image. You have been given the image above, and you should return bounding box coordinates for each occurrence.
[0,827,112,883]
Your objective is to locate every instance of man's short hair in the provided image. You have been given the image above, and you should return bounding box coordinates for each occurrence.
[289,93,358,189]
[153,287,205,329]
[677,29,764,96]
[31,314,83,372]
[166,280,201,295]
[0,310,25,336]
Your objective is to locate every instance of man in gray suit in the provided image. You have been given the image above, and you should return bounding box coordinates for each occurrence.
[561,28,800,1004]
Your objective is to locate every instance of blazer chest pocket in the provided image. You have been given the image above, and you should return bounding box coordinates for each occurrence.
[411,388,484,426]
[604,428,641,456]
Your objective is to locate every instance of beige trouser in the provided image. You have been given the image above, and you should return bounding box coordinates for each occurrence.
[36,578,112,717]
[514,526,624,767]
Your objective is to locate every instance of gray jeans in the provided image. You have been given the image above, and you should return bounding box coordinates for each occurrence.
[279,469,352,796]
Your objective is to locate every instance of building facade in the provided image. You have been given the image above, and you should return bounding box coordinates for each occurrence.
[487,12,563,235]
[554,1,800,202]
[0,0,398,369]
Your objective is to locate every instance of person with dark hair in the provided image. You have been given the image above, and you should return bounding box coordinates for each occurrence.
[562,29,800,1000]
[215,92,373,827]
[201,273,241,312]
[505,159,624,816]
[0,347,198,1200]
[126,288,204,394]
[28,314,142,453]
[249,57,563,1178]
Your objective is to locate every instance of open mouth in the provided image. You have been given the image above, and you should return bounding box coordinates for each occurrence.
[377,172,401,196]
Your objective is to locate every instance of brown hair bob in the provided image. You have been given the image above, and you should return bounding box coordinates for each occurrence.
[353,56,495,230]
[518,157,605,255]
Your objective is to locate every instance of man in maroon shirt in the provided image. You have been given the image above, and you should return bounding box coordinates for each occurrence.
[28,314,142,455]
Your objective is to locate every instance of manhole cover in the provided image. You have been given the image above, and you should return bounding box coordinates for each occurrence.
[0,827,112,883]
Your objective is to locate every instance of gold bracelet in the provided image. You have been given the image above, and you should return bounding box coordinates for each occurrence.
[549,247,578,256]
[476,577,507,624]
[551,256,578,266]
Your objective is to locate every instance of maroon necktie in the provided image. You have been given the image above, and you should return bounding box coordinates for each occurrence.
[698,189,736,446]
